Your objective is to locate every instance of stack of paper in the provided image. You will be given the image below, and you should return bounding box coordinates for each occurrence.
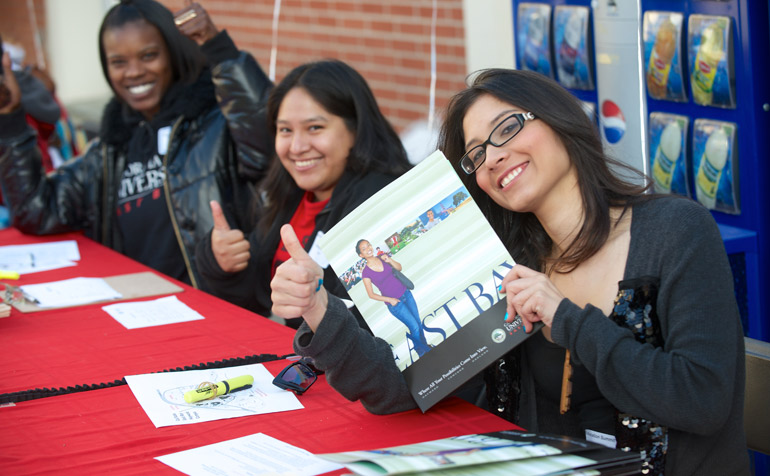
[156,433,343,476]
[102,295,205,329]
[155,430,641,476]
[0,303,10,318]
[0,240,80,275]
[317,430,642,476]
[20,277,122,308]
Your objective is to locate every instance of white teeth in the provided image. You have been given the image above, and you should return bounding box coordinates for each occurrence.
[500,166,523,188]
[296,159,318,167]
[128,83,153,95]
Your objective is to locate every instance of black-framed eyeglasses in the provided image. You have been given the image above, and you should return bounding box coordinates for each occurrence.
[272,359,318,395]
[460,111,536,175]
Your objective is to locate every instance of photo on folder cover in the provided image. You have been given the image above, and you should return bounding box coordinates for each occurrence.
[319,151,540,412]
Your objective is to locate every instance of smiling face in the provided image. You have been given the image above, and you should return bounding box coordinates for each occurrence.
[357,240,373,258]
[426,210,434,221]
[275,87,355,202]
[462,94,578,217]
[102,20,173,120]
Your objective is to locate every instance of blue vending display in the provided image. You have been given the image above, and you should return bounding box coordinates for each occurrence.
[641,0,769,350]
[512,0,769,349]
[514,0,598,114]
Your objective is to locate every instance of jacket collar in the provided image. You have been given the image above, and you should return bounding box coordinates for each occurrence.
[99,68,216,146]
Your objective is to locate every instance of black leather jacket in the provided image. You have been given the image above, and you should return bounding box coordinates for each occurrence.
[0,32,272,289]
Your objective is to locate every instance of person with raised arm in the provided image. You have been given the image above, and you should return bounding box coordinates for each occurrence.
[0,0,272,289]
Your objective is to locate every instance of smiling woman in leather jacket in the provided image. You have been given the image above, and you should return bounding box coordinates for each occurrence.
[0,0,272,289]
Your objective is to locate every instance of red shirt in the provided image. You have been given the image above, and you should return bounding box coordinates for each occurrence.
[271,191,329,277]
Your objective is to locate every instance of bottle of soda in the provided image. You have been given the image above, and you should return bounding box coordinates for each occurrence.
[691,23,725,106]
[695,128,729,209]
[646,18,677,99]
[651,121,682,194]
[558,12,582,81]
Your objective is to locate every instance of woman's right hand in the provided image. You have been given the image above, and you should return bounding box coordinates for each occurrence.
[0,52,21,114]
[271,224,327,332]
[385,297,400,306]
[209,200,250,273]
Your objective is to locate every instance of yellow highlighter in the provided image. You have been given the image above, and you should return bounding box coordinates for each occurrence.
[0,271,20,280]
[183,374,254,403]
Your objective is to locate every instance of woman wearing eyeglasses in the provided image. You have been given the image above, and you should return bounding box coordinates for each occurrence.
[356,239,430,357]
[272,69,749,475]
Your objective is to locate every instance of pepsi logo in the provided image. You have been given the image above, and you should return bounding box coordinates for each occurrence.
[601,100,626,144]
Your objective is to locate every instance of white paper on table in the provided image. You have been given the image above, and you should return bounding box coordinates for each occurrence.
[0,240,80,275]
[125,363,304,428]
[20,277,123,308]
[155,432,343,476]
[102,295,204,329]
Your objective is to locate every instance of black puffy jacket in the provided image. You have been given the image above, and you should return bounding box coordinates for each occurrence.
[0,32,273,289]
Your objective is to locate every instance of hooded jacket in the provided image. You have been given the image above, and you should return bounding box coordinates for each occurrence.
[0,32,272,289]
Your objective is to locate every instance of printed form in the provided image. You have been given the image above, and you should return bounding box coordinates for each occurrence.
[125,363,304,428]
[156,433,342,476]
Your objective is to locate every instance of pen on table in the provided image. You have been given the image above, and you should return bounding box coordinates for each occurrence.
[3,284,40,304]
[0,271,20,280]
[21,290,40,304]
[183,374,254,403]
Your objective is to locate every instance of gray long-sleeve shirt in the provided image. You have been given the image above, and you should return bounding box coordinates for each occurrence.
[295,195,750,475]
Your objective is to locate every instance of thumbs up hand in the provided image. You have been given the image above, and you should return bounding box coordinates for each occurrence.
[210,200,250,273]
[271,224,327,331]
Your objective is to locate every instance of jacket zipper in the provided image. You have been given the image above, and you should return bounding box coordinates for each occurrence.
[161,117,199,289]
[101,143,110,244]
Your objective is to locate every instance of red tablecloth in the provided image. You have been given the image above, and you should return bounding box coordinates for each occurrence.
[0,228,517,476]
[0,359,515,475]
[0,228,295,396]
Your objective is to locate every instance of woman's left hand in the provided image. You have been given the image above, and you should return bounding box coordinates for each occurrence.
[173,1,219,45]
[500,264,565,333]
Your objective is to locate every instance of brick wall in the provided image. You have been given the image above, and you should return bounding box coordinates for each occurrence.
[158,0,467,133]
[2,0,468,133]
[0,0,48,68]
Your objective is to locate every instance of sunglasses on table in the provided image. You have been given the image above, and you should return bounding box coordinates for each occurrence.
[272,358,319,395]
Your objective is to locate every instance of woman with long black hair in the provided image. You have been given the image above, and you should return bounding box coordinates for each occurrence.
[196,60,411,328]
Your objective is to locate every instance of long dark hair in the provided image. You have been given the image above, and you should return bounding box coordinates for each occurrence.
[98,0,205,96]
[257,59,411,235]
[439,69,649,273]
